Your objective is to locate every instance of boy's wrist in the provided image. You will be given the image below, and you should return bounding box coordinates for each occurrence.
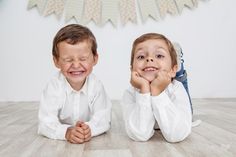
[65,127,73,140]
[150,86,162,96]
[140,84,150,93]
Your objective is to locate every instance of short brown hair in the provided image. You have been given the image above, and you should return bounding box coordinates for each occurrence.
[130,33,177,68]
[52,24,97,60]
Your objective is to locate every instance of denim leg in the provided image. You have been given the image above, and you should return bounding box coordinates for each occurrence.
[175,63,193,114]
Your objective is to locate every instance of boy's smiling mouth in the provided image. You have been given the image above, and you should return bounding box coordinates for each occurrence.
[69,70,85,76]
[143,67,158,72]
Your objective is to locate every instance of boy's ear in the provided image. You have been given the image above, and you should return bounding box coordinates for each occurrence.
[170,64,178,78]
[53,57,60,69]
[93,53,99,65]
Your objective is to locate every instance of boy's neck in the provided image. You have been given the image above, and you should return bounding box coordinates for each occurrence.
[67,79,86,92]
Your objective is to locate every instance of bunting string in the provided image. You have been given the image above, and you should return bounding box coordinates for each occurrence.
[27,0,208,26]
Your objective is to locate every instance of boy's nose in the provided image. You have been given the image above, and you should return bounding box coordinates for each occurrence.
[72,60,81,68]
[146,58,153,62]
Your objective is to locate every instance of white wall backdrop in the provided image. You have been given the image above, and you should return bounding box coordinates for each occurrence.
[1,0,236,101]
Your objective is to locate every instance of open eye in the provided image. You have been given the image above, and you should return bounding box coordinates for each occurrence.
[137,55,145,60]
[155,54,164,59]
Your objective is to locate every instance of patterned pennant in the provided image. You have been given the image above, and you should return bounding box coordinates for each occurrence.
[156,0,178,18]
[83,0,101,25]
[44,0,64,19]
[65,0,83,23]
[119,0,137,25]
[101,0,119,26]
[175,0,195,13]
[137,0,159,22]
[27,0,47,14]
[192,0,198,7]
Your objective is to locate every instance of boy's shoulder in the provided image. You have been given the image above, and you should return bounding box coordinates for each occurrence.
[43,71,66,92]
[87,73,102,85]
[167,79,185,94]
[86,73,105,93]
[122,85,137,99]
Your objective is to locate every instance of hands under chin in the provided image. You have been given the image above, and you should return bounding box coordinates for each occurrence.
[131,70,172,96]
[130,71,150,93]
[65,121,92,144]
[151,70,172,96]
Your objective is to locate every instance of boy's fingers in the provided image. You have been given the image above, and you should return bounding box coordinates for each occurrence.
[71,135,84,144]
[67,133,83,144]
[83,127,91,135]
[81,123,89,129]
[84,131,91,139]
[155,72,158,78]
[75,126,84,134]
[68,138,76,143]
[74,131,84,139]
[131,71,139,77]
[76,121,84,127]
[84,136,91,142]
[84,131,92,142]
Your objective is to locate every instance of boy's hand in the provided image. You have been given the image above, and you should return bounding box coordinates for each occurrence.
[65,126,85,144]
[76,121,91,142]
[150,70,172,96]
[130,71,150,93]
[81,123,91,142]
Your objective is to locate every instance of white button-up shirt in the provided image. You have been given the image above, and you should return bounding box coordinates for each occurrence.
[38,72,112,140]
[122,80,192,142]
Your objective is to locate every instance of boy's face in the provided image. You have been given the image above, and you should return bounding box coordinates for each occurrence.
[132,39,177,82]
[54,40,98,90]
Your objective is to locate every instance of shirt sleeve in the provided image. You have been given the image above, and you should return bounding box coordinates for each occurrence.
[151,81,192,143]
[85,84,112,137]
[38,80,71,140]
[122,88,155,141]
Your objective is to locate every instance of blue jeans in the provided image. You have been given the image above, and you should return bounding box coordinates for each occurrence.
[175,54,193,114]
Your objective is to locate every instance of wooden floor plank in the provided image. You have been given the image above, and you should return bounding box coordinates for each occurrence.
[0,99,236,157]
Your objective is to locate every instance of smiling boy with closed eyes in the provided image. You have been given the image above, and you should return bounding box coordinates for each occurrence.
[38,24,111,144]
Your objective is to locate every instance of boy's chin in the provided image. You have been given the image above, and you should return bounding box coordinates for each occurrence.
[142,75,156,83]
[66,73,88,84]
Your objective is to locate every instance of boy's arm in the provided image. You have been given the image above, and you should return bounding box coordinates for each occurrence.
[151,81,192,143]
[122,88,155,141]
[38,82,71,140]
[84,84,112,137]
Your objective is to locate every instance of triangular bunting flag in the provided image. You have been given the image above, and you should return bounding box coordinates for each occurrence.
[175,0,195,13]
[137,0,160,22]
[27,0,208,26]
[83,0,101,25]
[65,0,83,23]
[44,0,64,19]
[27,0,47,14]
[119,0,137,25]
[192,0,198,7]
[101,0,119,26]
[156,0,178,18]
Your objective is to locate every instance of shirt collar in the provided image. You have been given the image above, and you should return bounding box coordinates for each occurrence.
[63,76,89,95]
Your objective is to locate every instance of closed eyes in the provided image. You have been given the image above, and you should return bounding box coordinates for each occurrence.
[63,58,73,63]
[62,57,89,63]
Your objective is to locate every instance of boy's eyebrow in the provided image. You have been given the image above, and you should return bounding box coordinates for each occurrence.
[135,47,145,52]
[155,46,169,52]
[81,52,92,58]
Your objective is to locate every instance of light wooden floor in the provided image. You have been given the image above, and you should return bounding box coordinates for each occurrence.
[0,99,236,157]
